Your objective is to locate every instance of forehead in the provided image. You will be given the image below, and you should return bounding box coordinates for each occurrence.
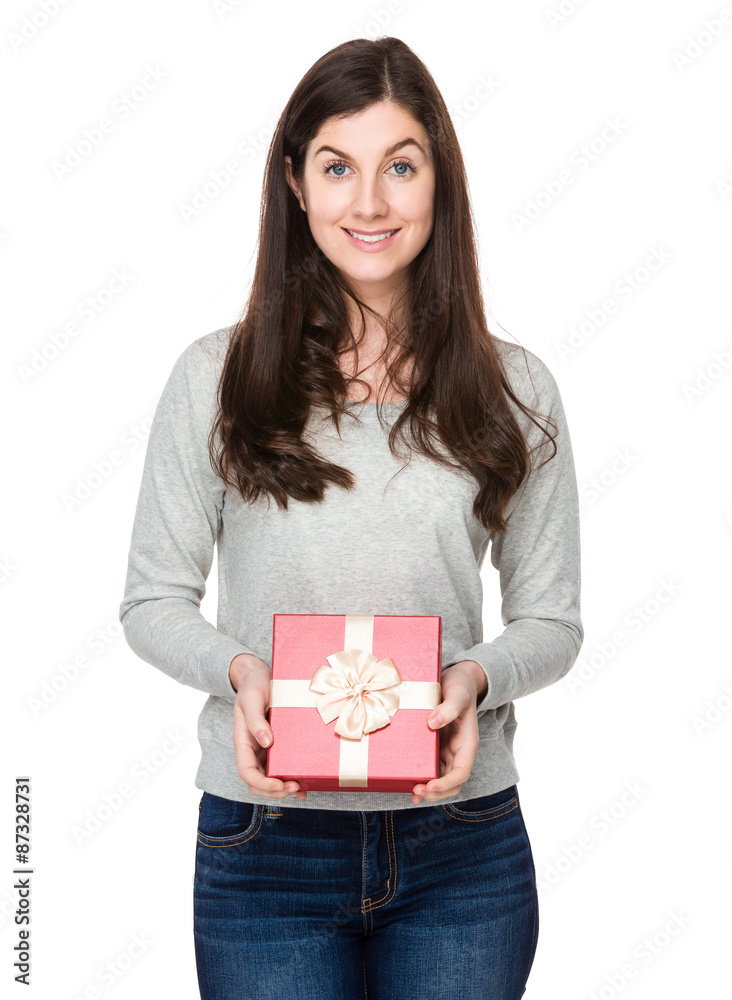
[310,102,430,155]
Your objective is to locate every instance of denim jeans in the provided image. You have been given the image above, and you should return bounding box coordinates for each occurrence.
[193,782,539,999]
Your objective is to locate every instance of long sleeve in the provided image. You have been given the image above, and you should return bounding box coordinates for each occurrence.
[118,339,257,702]
[445,356,583,716]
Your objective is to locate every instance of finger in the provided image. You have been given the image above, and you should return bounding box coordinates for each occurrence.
[427,699,458,730]
[413,734,478,799]
[232,706,275,792]
[232,696,265,762]
[232,692,298,797]
[414,766,470,799]
[420,754,473,797]
[239,679,273,748]
[239,764,301,798]
[235,744,301,799]
[416,712,479,801]
[412,785,463,804]
[427,688,472,729]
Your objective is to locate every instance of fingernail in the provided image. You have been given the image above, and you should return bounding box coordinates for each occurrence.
[428,714,442,728]
[258,730,271,746]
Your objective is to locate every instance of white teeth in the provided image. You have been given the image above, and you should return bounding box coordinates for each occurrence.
[346,229,397,243]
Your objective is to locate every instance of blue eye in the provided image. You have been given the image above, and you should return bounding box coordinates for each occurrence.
[321,158,417,180]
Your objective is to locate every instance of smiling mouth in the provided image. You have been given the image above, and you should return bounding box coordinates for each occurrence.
[343,228,400,243]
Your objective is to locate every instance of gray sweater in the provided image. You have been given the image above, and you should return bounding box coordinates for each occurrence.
[118,326,583,811]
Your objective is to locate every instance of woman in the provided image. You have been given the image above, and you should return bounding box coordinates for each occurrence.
[119,37,583,1000]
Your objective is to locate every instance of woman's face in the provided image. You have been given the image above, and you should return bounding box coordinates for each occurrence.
[285,101,435,300]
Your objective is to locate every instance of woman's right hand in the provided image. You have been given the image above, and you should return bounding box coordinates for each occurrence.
[228,653,307,800]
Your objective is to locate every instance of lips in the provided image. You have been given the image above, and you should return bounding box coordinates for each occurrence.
[342,227,401,247]
[346,228,397,241]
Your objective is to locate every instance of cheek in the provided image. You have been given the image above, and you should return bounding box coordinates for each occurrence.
[307,212,346,250]
[405,212,434,247]
[309,189,351,222]
[401,190,434,229]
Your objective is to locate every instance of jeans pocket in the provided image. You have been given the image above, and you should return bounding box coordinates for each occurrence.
[443,784,519,823]
[197,791,264,847]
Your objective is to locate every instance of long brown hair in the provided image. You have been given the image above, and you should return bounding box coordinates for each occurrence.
[208,36,557,535]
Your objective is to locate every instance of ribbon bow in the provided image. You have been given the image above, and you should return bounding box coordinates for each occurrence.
[308,648,402,740]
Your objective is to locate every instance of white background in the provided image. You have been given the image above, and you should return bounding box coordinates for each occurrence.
[2,0,730,997]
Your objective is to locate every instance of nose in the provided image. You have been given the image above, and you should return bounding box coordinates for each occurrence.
[349,178,390,219]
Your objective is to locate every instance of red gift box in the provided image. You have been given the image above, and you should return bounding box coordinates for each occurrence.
[265,614,442,792]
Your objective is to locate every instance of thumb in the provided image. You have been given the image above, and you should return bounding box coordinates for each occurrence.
[237,678,273,747]
[428,696,457,729]
[251,699,272,747]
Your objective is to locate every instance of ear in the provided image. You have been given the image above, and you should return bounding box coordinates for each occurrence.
[284,155,307,212]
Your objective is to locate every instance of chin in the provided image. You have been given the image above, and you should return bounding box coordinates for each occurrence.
[340,262,404,283]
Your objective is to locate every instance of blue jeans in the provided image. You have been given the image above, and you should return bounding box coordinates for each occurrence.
[193,783,539,999]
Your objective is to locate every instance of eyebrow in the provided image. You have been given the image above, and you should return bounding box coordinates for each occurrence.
[313,138,427,160]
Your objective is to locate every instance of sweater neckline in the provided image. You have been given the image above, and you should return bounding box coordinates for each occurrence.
[346,400,408,412]
[313,399,409,418]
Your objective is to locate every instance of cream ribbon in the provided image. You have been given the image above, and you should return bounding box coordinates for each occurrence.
[269,614,441,787]
[309,647,400,739]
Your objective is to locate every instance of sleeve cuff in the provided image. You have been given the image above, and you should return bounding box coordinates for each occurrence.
[196,635,261,702]
[443,644,517,716]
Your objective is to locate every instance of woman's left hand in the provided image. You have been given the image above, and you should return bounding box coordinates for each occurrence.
[410,660,487,805]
